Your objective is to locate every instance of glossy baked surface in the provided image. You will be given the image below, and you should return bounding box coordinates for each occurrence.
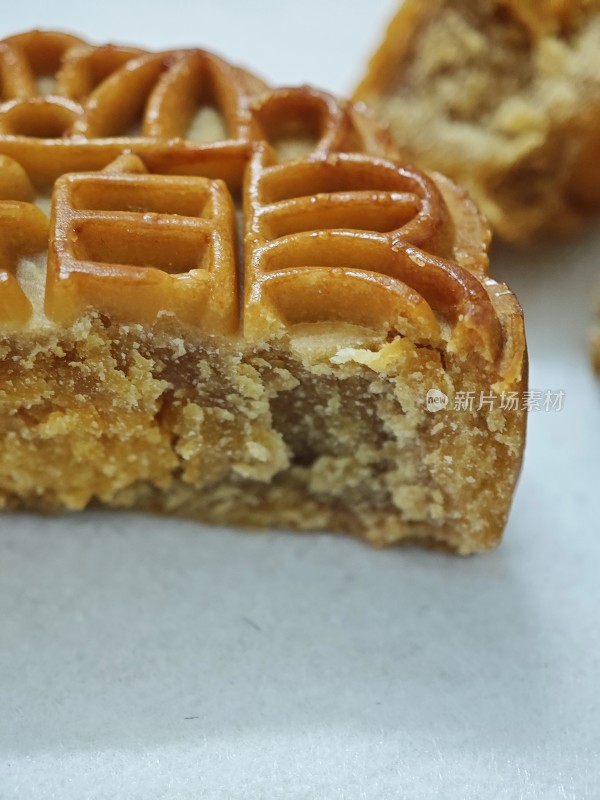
[0,30,518,362]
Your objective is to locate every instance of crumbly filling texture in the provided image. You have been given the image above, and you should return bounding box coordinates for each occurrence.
[0,256,523,554]
[362,0,600,241]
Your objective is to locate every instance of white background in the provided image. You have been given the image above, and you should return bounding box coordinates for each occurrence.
[1,1,600,798]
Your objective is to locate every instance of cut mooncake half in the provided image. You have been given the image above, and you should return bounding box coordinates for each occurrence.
[0,31,527,553]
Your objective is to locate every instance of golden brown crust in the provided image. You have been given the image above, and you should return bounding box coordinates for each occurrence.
[0,30,528,553]
[355,0,600,243]
[0,31,520,372]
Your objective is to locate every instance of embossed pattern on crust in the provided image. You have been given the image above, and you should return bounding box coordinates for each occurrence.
[0,30,521,381]
[244,144,503,363]
[46,155,239,331]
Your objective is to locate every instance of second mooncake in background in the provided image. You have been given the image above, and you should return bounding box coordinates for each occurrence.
[355,0,600,243]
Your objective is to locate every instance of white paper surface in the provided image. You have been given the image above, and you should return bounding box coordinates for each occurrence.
[1,2,599,798]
